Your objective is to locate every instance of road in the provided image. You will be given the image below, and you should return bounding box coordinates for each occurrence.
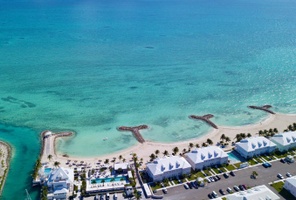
[158,160,296,200]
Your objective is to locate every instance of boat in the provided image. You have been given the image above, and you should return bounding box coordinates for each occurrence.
[103,137,108,141]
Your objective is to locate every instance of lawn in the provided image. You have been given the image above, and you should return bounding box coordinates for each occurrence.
[271,181,295,200]
[271,181,284,192]
[225,164,236,171]
[233,162,241,168]
[248,159,258,166]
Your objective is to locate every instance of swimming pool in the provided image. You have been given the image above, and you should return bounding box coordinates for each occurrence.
[44,168,52,176]
[227,151,243,163]
[92,176,128,184]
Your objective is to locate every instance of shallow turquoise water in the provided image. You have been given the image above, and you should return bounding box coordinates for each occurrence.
[0,124,39,199]
[1,0,296,198]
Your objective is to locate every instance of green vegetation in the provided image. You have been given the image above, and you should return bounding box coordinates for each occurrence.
[271,181,284,192]
[233,162,242,168]
[225,164,236,171]
[40,185,48,200]
[32,159,42,179]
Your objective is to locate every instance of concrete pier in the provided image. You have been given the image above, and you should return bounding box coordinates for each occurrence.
[118,125,148,143]
[248,105,275,114]
[189,114,218,129]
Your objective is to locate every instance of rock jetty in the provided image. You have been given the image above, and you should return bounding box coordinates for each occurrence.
[118,125,148,143]
[189,114,218,129]
[248,105,275,114]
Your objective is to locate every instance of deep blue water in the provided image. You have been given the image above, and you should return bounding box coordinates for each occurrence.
[1,0,296,198]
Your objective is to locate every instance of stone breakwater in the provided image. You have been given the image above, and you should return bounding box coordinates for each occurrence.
[118,125,148,143]
[248,105,275,114]
[189,114,218,129]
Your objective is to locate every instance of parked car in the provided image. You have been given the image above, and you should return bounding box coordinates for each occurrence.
[206,177,211,183]
[187,182,192,189]
[262,162,272,168]
[161,183,165,187]
[162,188,168,194]
[280,158,286,163]
[219,189,225,195]
[242,184,247,190]
[234,185,240,191]
[216,175,221,180]
[223,173,229,178]
[239,185,244,191]
[277,173,284,179]
[227,187,232,193]
[212,191,218,198]
[213,176,218,181]
[286,172,292,177]
[184,183,189,189]
[230,171,235,176]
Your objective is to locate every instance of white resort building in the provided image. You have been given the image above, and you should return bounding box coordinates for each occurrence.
[225,185,280,200]
[185,146,228,170]
[235,137,276,159]
[146,156,191,182]
[46,167,74,200]
[270,131,296,152]
[284,176,296,198]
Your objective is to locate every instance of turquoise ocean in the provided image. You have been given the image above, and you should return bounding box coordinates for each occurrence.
[1,0,296,198]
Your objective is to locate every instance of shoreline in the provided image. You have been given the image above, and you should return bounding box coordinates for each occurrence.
[0,141,12,195]
[42,112,296,169]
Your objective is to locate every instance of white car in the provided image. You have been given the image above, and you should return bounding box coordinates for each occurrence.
[212,191,218,198]
[184,183,189,189]
[227,187,232,193]
[286,172,292,177]
[277,173,284,179]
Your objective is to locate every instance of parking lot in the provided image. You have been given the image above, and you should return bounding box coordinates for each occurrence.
[157,160,296,200]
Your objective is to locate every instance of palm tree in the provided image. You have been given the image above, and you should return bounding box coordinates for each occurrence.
[189,143,194,149]
[155,150,160,156]
[288,125,293,131]
[183,148,187,153]
[202,142,207,147]
[273,128,278,133]
[173,147,179,155]
[225,136,231,142]
[247,133,252,138]
[207,138,213,145]
[47,154,52,161]
[54,161,60,168]
[104,159,109,164]
[119,155,122,160]
[122,158,126,162]
[195,143,200,148]
[220,134,226,141]
[163,150,169,156]
[252,171,258,179]
[258,130,263,136]
[149,153,156,161]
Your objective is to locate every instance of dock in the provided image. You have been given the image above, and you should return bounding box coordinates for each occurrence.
[118,125,148,143]
[248,105,275,114]
[189,114,218,129]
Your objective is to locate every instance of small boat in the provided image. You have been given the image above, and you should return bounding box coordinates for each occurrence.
[103,137,108,141]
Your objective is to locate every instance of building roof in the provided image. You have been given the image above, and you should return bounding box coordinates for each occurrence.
[114,162,129,170]
[146,156,191,176]
[271,131,296,146]
[235,137,276,152]
[185,146,228,164]
[285,176,296,187]
[48,167,74,183]
[226,185,280,200]
[54,188,68,194]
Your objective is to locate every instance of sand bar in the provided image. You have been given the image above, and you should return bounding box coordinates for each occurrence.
[0,141,12,195]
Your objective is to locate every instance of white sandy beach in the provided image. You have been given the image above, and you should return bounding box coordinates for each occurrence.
[41,113,296,169]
